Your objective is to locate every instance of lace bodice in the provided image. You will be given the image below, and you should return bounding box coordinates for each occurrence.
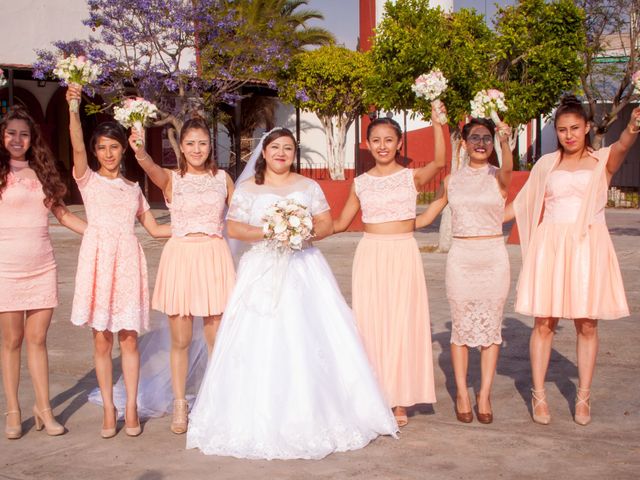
[543,169,605,224]
[74,168,149,235]
[1,163,49,228]
[448,164,504,237]
[227,176,329,226]
[354,168,417,224]
[168,170,227,237]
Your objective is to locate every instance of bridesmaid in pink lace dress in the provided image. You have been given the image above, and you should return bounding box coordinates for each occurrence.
[333,102,446,426]
[506,96,640,426]
[0,107,86,439]
[66,85,170,438]
[417,117,513,424]
[129,117,235,434]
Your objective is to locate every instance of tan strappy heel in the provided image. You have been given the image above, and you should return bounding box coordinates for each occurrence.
[531,388,551,425]
[171,399,188,434]
[574,387,591,426]
[33,406,65,436]
[4,410,22,439]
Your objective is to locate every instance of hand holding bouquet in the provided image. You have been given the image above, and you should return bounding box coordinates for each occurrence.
[113,98,159,146]
[0,69,6,88]
[412,69,448,124]
[53,55,101,113]
[632,71,640,126]
[470,89,508,125]
[262,199,314,252]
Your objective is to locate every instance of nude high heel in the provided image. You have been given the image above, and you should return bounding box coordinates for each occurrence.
[531,388,551,425]
[574,387,591,426]
[171,399,188,434]
[4,410,22,440]
[101,407,117,439]
[125,407,141,437]
[33,406,65,436]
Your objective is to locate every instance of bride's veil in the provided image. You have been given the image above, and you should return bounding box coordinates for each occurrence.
[87,128,279,419]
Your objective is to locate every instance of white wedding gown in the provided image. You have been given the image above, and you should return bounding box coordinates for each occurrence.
[186,177,398,460]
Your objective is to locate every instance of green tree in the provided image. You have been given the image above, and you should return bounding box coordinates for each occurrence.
[279,45,372,180]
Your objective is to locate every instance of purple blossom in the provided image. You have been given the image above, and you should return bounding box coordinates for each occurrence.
[295,89,310,102]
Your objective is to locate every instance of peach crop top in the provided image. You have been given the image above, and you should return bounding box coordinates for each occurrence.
[168,170,227,237]
[354,168,417,224]
[448,164,505,237]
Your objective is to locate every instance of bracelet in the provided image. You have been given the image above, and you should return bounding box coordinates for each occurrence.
[135,152,151,161]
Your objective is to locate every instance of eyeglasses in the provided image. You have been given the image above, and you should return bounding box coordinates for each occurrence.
[467,134,493,145]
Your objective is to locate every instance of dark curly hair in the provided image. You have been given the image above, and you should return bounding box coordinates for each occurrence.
[554,94,592,150]
[462,118,500,168]
[254,128,297,185]
[0,106,67,207]
[178,116,217,176]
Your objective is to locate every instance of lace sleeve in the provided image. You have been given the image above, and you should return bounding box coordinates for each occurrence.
[227,184,254,223]
[73,167,93,189]
[310,181,330,215]
[136,188,151,216]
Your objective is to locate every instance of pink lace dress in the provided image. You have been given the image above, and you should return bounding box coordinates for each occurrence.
[70,168,150,333]
[0,160,57,311]
[445,164,509,347]
[351,168,436,407]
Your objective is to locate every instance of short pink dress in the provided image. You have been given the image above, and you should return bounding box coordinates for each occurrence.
[352,168,436,408]
[446,164,509,347]
[515,148,629,320]
[0,160,57,311]
[152,170,236,317]
[70,168,150,333]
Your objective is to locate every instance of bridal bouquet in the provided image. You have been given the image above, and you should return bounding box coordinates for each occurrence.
[470,89,508,124]
[53,54,101,113]
[412,69,448,124]
[262,199,314,251]
[0,70,6,88]
[113,98,159,146]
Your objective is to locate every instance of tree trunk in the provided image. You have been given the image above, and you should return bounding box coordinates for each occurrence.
[592,132,604,150]
[437,130,465,253]
[320,114,352,180]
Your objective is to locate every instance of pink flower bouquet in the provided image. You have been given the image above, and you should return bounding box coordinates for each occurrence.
[470,89,508,124]
[53,55,101,113]
[262,199,314,252]
[412,69,448,124]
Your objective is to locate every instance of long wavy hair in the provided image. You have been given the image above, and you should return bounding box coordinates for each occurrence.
[0,106,67,207]
[462,118,500,168]
[254,128,297,185]
[178,117,217,177]
[554,94,592,151]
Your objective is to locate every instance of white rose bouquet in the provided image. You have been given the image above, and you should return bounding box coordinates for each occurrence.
[412,69,448,124]
[262,199,314,252]
[53,55,101,113]
[0,69,6,88]
[470,89,508,124]
[113,97,159,146]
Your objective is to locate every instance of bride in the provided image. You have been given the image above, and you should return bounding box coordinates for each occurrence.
[185,128,398,460]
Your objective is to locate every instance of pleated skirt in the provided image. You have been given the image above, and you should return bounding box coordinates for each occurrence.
[152,236,236,317]
[352,232,436,407]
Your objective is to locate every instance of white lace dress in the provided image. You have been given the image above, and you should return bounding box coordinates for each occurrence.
[186,177,398,460]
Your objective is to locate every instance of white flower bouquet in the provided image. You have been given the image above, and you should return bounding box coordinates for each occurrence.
[113,97,159,146]
[412,69,448,124]
[53,55,101,113]
[470,89,508,124]
[262,199,314,252]
[0,69,6,88]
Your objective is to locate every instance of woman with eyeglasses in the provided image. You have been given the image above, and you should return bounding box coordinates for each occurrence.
[416,117,513,424]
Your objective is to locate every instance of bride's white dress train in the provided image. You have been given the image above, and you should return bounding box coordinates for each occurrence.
[185,178,398,460]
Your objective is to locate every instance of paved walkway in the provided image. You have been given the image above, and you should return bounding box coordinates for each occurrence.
[1,209,639,479]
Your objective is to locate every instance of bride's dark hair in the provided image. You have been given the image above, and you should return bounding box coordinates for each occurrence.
[254,128,297,185]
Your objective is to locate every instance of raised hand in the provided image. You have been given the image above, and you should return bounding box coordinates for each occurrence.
[66,83,82,112]
[129,128,146,154]
[431,100,448,125]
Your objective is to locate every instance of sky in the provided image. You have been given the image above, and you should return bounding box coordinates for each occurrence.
[308,0,514,50]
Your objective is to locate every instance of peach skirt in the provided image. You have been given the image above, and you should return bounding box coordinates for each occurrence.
[516,222,629,320]
[152,236,236,317]
[352,232,436,407]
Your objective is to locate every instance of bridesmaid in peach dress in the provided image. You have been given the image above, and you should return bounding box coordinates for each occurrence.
[333,102,447,426]
[507,95,640,426]
[66,85,170,438]
[0,107,86,439]
[416,117,513,425]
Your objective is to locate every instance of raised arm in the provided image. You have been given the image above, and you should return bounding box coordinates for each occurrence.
[332,183,360,233]
[227,220,264,243]
[607,107,640,177]
[413,101,447,188]
[50,204,87,235]
[66,84,89,178]
[138,210,171,238]
[130,129,172,195]
[415,176,449,229]
[496,123,513,194]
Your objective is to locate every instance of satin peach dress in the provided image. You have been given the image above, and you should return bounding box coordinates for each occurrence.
[152,170,235,317]
[0,160,57,311]
[70,169,150,333]
[446,164,509,347]
[352,168,436,407]
[515,148,629,320]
